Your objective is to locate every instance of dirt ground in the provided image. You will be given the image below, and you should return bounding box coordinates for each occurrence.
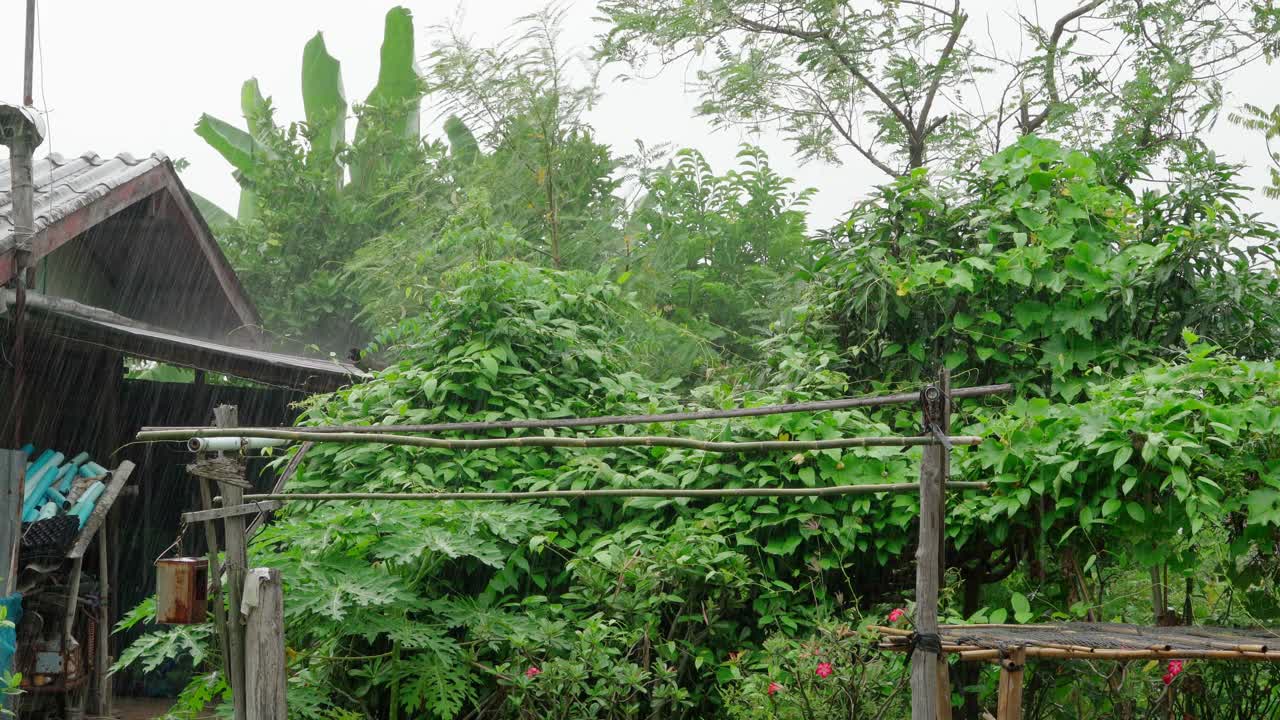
[112,697,184,719]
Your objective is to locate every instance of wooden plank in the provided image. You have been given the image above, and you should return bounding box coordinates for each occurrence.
[996,647,1026,720]
[216,405,249,720]
[911,369,950,720]
[182,500,282,524]
[243,568,287,720]
[199,477,232,694]
[67,461,135,559]
[94,525,111,715]
[936,657,953,720]
[0,451,24,595]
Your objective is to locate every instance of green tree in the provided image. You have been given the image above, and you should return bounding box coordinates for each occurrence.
[623,146,814,358]
[194,7,439,351]
[428,5,625,270]
[598,0,1280,177]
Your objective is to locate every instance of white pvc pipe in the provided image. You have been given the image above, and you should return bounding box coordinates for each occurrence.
[186,437,290,453]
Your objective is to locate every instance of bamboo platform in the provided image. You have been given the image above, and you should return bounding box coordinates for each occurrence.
[874,622,1280,662]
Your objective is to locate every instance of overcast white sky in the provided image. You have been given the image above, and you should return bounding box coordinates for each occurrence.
[2,1,1277,226]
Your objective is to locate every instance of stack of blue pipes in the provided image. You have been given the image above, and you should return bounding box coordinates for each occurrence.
[16,444,110,529]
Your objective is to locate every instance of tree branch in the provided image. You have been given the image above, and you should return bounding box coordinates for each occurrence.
[1021,0,1107,134]
[915,0,968,142]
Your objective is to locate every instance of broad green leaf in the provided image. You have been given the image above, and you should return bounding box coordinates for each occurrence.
[1125,502,1146,523]
[194,113,264,176]
[302,32,348,174]
[352,5,423,188]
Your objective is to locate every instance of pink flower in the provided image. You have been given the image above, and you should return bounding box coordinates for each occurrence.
[1163,659,1184,685]
[1162,672,1174,686]
[888,608,906,623]
[815,662,834,679]
[525,666,541,679]
[767,681,782,696]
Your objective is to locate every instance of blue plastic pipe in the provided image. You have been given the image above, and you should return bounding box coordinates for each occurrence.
[24,449,56,479]
[69,452,90,465]
[18,444,35,458]
[21,454,65,517]
[78,462,107,479]
[44,486,71,510]
[53,464,79,494]
[69,481,106,529]
[36,502,58,521]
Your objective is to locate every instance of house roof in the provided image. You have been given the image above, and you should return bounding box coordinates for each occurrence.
[2,288,368,393]
[0,151,260,331]
[0,152,164,245]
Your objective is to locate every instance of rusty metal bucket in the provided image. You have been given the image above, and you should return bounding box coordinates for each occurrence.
[155,557,208,624]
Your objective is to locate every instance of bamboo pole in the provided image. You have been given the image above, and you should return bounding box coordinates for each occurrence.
[137,428,983,453]
[237,482,990,505]
[952,647,1280,662]
[996,647,1025,720]
[140,384,1015,435]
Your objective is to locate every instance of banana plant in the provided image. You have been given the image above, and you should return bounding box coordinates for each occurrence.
[195,6,423,221]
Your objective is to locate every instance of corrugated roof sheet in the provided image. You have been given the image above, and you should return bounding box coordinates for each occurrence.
[0,151,168,251]
[2,288,369,392]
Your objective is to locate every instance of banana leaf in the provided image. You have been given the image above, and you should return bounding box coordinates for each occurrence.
[194,114,263,176]
[350,6,424,189]
[302,31,347,188]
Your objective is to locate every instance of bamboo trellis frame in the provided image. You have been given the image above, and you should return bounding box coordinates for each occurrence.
[147,379,1012,720]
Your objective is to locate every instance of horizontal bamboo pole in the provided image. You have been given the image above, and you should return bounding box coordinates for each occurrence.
[136,428,984,453]
[141,384,1014,435]
[233,481,990,504]
[948,647,1280,663]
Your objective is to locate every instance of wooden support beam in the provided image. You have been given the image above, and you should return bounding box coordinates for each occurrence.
[996,647,1026,720]
[198,475,231,693]
[67,461,135,559]
[911,369,950,720]
[215,405,249,720]
[94,525,111,716]
[182,500,282,524]
[243,568,287,720]
[937,658,953,720]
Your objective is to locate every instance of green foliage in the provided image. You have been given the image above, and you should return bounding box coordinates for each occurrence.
[624,146,814,358]
[196,6,431,349]
[818,136,1280,399]
[720,622,908,720]
[1230,103,1280,199]
[599,0,1280,176]
[231,261,953,717]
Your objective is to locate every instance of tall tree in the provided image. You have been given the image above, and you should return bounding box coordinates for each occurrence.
[598,0,1280,177]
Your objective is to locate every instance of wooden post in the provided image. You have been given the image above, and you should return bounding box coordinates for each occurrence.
[94,525,111,716]
[199,477,232,684]
[0,450,24,596]
[215,405,249,720]
[936,658,953,720]
[243,568,287,720]
[996,647,1026,720]
[911,368,950,720]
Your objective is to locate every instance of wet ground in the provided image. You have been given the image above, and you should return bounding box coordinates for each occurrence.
[112,697,190,719]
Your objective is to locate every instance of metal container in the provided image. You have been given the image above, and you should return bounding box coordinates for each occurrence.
[155,558,208,624]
